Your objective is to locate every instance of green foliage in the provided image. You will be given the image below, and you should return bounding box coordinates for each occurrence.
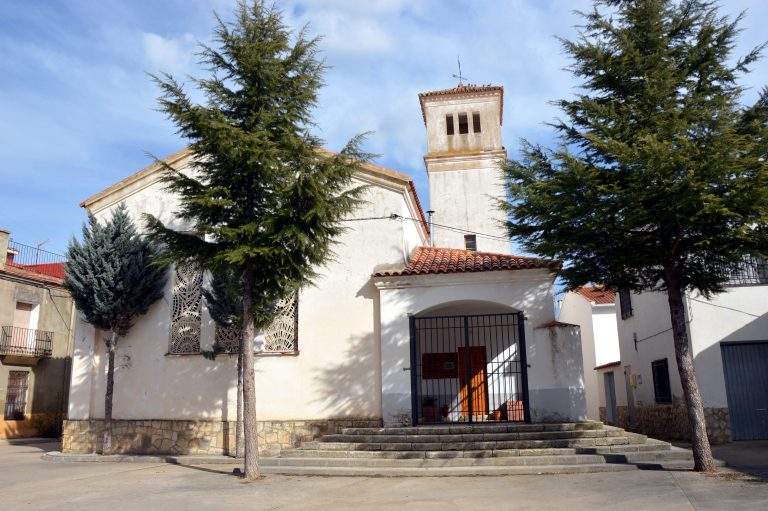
[502,0,768,295]
[202,267,277,331]
[144,0,370,307]
[64,204,167,336]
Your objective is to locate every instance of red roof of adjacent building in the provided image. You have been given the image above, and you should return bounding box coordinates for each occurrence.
[373,246,559,277]
[574,285,615,305]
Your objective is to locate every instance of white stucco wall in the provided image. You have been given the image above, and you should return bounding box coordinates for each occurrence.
[614,284,768,411]
[558,293,599,419]
[68,167,427,422]
[687,286,768,408]
[375,270,586,425]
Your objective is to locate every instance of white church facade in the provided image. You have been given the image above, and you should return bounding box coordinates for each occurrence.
[62,85,588,455]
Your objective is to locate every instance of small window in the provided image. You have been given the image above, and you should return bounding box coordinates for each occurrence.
[464,234,477,251]
[651,359,672,404]
[619,289,633,320]
[472,112,481,133]
[4,371,29,420]
[445,115,454,136]
[458,113,469,134]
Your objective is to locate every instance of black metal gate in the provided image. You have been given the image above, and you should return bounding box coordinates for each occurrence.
[409,312,529,425]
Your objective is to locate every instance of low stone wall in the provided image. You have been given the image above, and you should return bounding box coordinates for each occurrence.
[599,403,730,444]
[62,417,382,455]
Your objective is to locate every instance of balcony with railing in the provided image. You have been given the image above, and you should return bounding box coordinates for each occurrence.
[725,255,768,286]
[0,326,53,358]
[4,240,66,281]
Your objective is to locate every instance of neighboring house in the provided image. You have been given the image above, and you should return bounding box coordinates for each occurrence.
[63,84,588,456]
[0,229,75,438]
[558,286,620,421]
[605,257,768,443]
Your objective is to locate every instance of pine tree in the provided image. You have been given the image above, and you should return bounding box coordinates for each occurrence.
[145,0,369,480]
[502,0,768,472]
[64,204,167,453]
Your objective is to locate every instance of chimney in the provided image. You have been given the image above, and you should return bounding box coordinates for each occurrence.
[0,228,9,270]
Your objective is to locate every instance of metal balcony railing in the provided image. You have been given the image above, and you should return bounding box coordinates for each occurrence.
[0,326,53,357]
[5,240,66,280]
[724,255,768,287]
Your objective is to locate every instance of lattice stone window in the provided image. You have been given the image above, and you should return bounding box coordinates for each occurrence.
[169,262,203,354]
[213,292,298,355]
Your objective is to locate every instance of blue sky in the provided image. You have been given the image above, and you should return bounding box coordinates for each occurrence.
[1,0,767,253]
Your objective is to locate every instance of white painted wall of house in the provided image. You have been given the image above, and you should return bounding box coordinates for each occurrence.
[558,293,620,420]
[68,169,427,422]
[613,285,768,411]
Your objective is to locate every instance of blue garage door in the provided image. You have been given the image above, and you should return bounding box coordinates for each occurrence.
[721,342,768,440]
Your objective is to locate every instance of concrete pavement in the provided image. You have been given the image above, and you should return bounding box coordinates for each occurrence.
[2,440,767,510]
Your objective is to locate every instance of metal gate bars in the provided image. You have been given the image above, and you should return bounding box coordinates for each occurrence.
[409,313,530,425]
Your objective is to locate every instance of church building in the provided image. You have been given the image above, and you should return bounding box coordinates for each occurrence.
[62,85,588,456]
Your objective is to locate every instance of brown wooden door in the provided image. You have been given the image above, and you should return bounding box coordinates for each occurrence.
[458,346,488,420]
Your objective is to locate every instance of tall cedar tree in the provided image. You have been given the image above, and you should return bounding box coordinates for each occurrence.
[502,0,768,472]
[145,1,369,480]
[65,204,167,453]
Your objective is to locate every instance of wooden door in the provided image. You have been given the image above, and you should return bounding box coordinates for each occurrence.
[458,346,488,420]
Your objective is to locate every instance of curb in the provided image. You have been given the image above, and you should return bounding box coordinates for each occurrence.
[42,451,241,464]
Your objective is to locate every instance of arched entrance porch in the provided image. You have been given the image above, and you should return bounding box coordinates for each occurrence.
[410,301,530,425]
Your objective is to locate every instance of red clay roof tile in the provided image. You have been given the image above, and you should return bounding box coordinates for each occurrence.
[574,285,616,305]
[373,246,559,277]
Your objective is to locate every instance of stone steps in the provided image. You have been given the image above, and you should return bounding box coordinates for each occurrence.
[261,454,609,468]
[280,447,579,459]
[301,436,637,452]
[320,428,629,444]
[259,463,638,477]
[340,421,604,436]
[267,422,699,476]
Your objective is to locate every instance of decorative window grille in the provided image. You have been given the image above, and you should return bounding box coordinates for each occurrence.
[213,292,299,355]
[169,262,203,354]
[4,371,29,420]
[724,255,768,286]
[619,289,633,320]
[214,324,241,354]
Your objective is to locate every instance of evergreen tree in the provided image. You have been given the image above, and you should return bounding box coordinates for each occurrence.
[145,0,369,480]
[502,0,768,472]
[64,204,167,453]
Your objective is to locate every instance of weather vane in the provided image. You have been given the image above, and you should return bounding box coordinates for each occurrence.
[451,56,468,86]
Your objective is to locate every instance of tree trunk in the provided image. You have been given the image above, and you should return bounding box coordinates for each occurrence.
[103,331,117,455]
[235,345,244,458]
[240,266,260,480]
[665,275,717,472]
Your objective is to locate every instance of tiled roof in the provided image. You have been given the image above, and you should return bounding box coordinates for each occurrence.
[2,264,65,286]
[373,246,559,277]
[418,84,504,124]
[574,285,616,305]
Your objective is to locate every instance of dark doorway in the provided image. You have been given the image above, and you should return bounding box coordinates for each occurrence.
[409,312,529,425]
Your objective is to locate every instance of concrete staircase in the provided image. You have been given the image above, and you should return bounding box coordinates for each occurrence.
[260,421,698,476]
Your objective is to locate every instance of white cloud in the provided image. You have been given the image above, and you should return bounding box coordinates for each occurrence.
[142,32,197,75]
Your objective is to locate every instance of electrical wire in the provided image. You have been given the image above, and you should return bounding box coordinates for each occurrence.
[686,296,762,318]
[342,213,510,241]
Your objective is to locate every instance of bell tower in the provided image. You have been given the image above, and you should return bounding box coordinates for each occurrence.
[419,84,509,253]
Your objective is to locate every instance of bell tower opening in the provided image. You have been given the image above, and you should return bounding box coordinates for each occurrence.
[418,84,509,253]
